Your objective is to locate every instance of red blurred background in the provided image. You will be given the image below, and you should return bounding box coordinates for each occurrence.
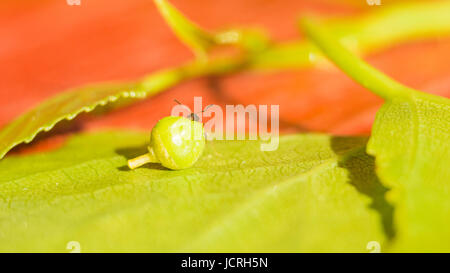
[1,0,449,153]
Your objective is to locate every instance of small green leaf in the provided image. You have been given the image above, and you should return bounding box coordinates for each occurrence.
[0,132,388,252]
[302,17,450,252]
[0,82,141,159]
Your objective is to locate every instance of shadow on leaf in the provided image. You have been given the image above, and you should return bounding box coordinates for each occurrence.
[331,136,396,241]
[115,146,168,171]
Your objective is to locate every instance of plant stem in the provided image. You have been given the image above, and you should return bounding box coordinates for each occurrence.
[300,17,417,101]
[128,149,159,169]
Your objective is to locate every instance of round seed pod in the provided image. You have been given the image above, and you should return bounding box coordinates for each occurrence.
[128,116,205,170]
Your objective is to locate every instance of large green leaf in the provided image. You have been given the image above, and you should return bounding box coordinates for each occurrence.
[302,18,450,252]
[369,97,450,252]
[0,132,390,252]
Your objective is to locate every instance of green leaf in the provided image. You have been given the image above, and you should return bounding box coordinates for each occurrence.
[302,17,450,252]
[0,132,389,252]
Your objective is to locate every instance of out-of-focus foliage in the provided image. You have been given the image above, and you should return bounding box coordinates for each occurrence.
[1,0,450,159]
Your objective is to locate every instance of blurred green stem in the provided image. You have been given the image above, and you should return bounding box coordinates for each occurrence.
[251,1,450,69]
